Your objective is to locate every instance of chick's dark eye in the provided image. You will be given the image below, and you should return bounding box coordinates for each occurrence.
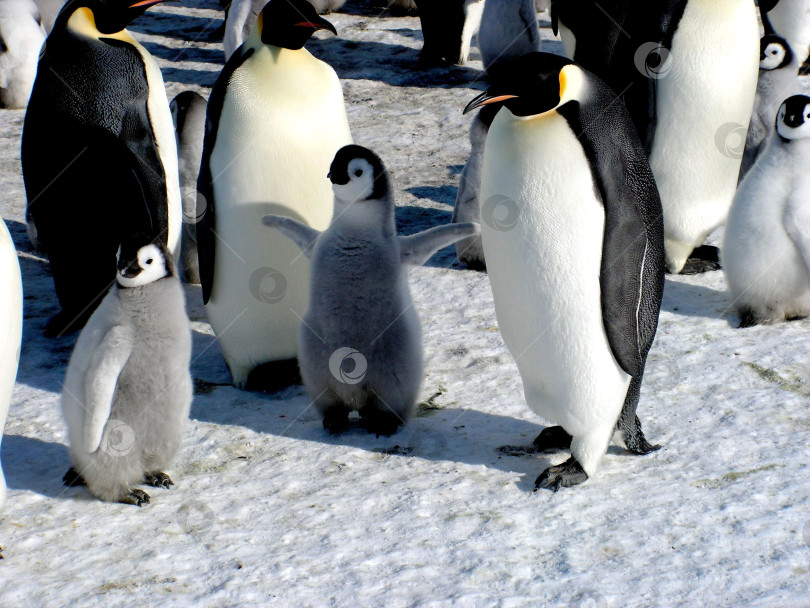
[146,259,153,265]
[354,169,363,177]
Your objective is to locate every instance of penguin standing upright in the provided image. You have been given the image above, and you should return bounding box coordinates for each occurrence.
[170,90,207,284]
[264,145,479,435]
[464,53,665,490]
[724,95,810,328]
[22,0,181,336]
[478,0,540,73]
[761,0,810,69]
[553,0,759,274]
[414,0,484,65]
[0,0,46,109]
[0,217,23,511]
[197,0,352,390]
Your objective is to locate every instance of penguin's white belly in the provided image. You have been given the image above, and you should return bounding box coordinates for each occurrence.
[0,219,22,510]
[651,0,758,270]
[480,111,630,436]
[724,160,810,313]
[207,48,351,384]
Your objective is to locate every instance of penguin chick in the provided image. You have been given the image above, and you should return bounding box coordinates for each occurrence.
[223,0,346,60]
[170,91,207,284]
[0,0,46,109]
[724,95,810,328]
[263,145,479,436]
[741,35,804,180]
[61,235,192,506]
[477,0,541,74]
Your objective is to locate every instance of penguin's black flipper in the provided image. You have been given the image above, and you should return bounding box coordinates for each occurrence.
[534,457,588,492]
[197,46,254,304]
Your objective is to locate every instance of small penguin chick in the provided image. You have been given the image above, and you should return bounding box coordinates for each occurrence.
[61,234,192,506]
[724,94,810,327]
[263,145,478,436]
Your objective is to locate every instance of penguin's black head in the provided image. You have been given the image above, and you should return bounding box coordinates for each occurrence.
[464,52,577,118]
[257,0,337,50]
[61,0,170,35]
[116,233,174,288]
[327,145,390,204]
[760,34,792,70]
[776,95,810,141]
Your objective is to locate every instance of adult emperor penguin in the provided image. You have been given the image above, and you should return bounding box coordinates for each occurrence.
[464,52,665,490]
[0,0,46,109]
[61,234,192,506]
[223,0,346,60]
[761,0,810,69]
[723,95,810,328]
[741,35,802,180]
[552,0,759,274]
[170,91,207,284]
[22,0,181,337]
[263,145,479,435]
[478,0,541,73]
[197,0,352,390]
[414,0,485,65]
[0,218,23,511]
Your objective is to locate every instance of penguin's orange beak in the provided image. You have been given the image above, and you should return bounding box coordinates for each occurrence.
[129,0,171,9]
[463,92,518,114]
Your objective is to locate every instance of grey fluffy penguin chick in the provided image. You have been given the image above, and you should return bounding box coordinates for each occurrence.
[478,0,541,73]
[741,35,803,180]
[452,103,499,269]
[0,0,46,109]
[223,0,346,60]
[61,235,192,506]
[263,145,479,436]
[170,91,207,284]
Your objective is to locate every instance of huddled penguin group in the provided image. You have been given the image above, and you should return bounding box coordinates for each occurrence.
[1,0,808,510]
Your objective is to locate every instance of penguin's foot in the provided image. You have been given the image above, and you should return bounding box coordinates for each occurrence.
[119,489,151,507]
[62,467,86,487]
[322,405,350,435]
[44,309,91,338]
[532,426,573,452]
[622,415,661,455]
[143,471,174,489]
[738,307,760,328]
[359,406,403,437]
[678,245,721,275]
[460,257,486,272]
[534,457,588,492]
[244,359,302,393]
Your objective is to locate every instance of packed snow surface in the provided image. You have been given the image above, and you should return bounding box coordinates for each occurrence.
[0,1,809,606]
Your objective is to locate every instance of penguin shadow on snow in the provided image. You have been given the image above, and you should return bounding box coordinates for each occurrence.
[1,435,81,500]
[128,12,225,44]
[133,39,224,67]
[660,276,734,322]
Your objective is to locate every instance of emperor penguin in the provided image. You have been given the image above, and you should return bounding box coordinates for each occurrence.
[553,0,759,274]
[197,0,352,391]
[414,0,485,65]
[464,52,665,490]
[477,0,541,73]
[0,0,46,109]
[723,95,810,328]
[741,35,803,180]
[263,145,479,436]
[0,218,23,511]
[170,90,207,284]
[761,0,810,69]
[22,0,181,337]
[223,0,346,60]
[61,234,192,506]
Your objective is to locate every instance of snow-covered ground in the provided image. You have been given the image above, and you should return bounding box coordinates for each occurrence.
[1,1,809,606]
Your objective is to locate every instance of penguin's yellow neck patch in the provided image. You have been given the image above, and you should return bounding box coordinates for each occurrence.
[559,68,567,100]
[66,7,136,44]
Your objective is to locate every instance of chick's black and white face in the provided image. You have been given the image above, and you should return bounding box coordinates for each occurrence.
[761,41,788,70]
[116,243,168,288]
[332,158,376,204]
[776,96,810,140]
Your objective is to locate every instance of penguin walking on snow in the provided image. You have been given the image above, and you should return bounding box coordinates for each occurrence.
[0,217,23,511]
[197,0,352,391]
[263,145,479,436]
[22,0,181,337]
[464,52,664,490]
[0,0,46,109]
[723,95,810,328]
[61,234,192,506]
[170,90,207,284]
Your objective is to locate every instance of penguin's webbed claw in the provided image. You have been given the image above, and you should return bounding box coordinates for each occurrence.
[322,405,350,435]
[120,489,151,507]
[534,457,588,492]
[144,471,174,489]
